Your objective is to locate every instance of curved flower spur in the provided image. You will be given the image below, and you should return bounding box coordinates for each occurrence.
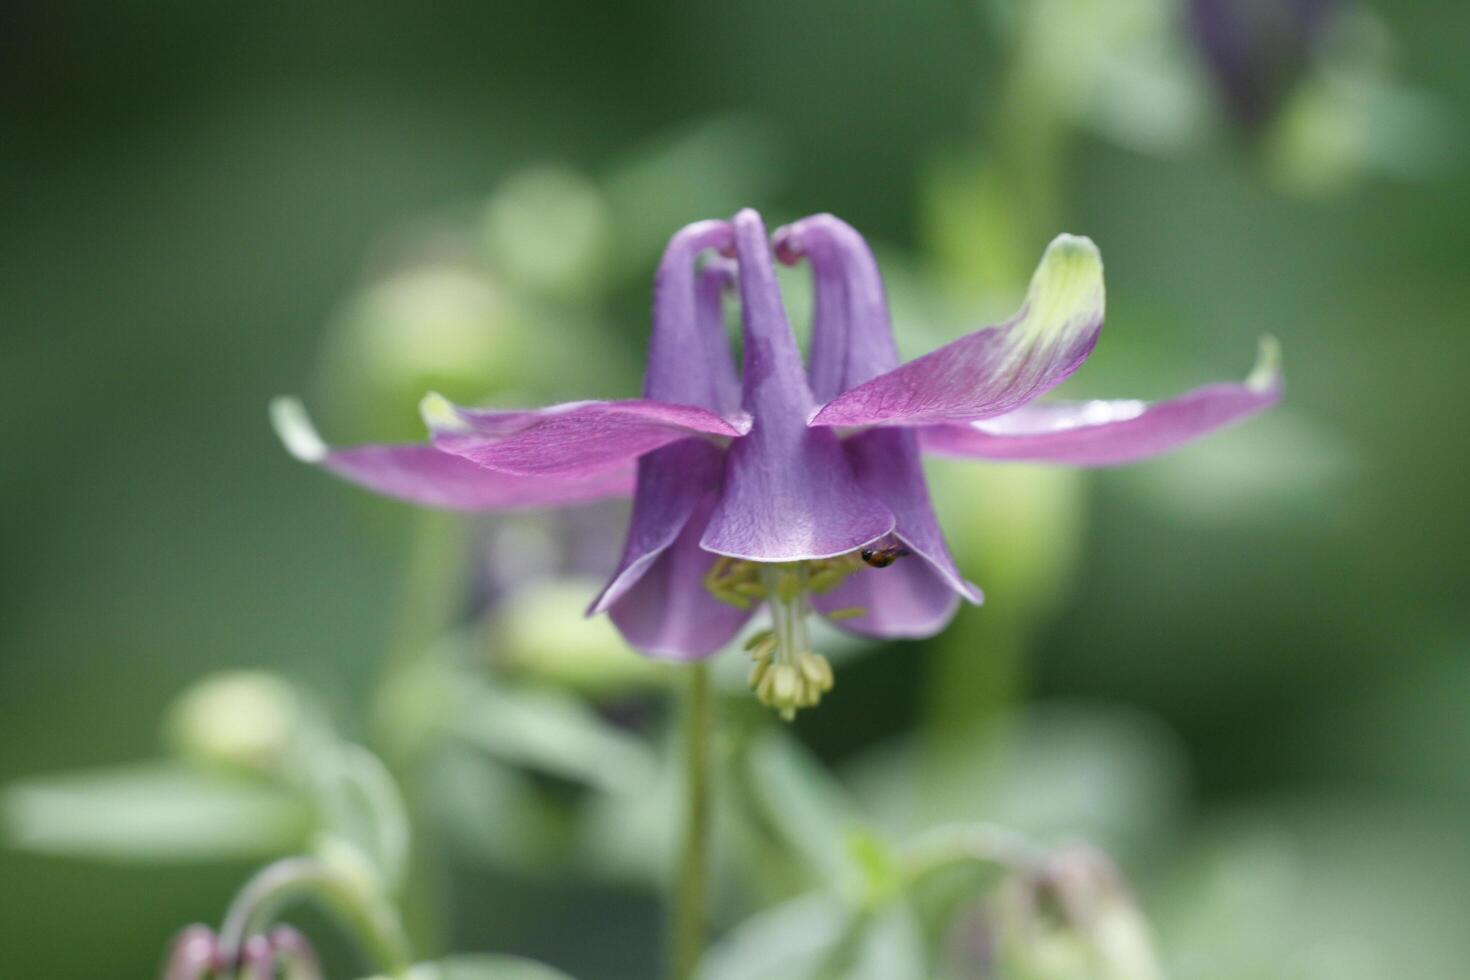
[274,209,1280,719]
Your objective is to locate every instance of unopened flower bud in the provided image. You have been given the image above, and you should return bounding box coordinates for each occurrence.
[991,844,1163,980]
[168,671,301,776]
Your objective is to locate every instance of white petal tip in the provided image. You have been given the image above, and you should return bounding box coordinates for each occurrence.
[1038,235,1103,288]
[419,391,470,433]
[1247,335,1284,393]
[269,397,327,462]
[1019,234,1105,346]
[1044,232,1100,259]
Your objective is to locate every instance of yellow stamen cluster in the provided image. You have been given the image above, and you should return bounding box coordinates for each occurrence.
[705,556,868,720]
[745,630,835,721]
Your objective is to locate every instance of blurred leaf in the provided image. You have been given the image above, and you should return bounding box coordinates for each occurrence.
[1152,800,1470,980]
[742,730,873,890]
[1112,408,1357,529]
[454,678,656,793]
[576,734,677,886]
[848,704,1188,864]
[375,954,578,980]
[426,746,568,873]
[839,901,927,980]
[1,763,310,862]
[697,894,847,980]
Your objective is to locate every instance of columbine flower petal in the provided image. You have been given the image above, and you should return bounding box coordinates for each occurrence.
[773,213,901,402]
[423,395,748,478]
[701,210,895,562]
[270,398,633,509]
[919,337,1283,465]
[588,438,723,615]
[776,214,980,626]
[588,222,755,654]
[607,483,755,660]
[809,234,1105,428]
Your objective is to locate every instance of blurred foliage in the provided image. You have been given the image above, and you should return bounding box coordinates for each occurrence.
[4,0,1470,977]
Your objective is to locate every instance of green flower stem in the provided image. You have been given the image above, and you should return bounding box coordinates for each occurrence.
[671,662,713,980]
[217,857,414,978]
[376,509,471,956]
[383,510,469,682]
[898,822,1039,890]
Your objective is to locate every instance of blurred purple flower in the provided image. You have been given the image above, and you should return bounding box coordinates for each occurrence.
[1186,0,1341,129]
[161,924,320,980]
[276,209,1278,714]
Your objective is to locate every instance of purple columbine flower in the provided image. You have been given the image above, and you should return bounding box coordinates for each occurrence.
[274,209,1280,717]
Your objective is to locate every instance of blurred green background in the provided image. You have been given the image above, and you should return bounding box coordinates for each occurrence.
[3,1,1469,977]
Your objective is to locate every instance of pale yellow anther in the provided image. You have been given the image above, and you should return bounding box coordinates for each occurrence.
[770,664,800,707]
[799,652,834,693]
[748,660,770,688]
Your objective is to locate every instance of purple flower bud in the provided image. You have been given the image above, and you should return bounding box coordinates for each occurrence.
[1186,0,1342,129]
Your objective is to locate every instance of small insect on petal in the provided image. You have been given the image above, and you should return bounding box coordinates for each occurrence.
[859,544,912,568]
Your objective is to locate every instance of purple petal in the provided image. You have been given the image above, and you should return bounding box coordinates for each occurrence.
[810,427,979,637]
[272,399,633,511]
[692,257,744,417]
[919,338,1282,466]
[425,396,748,478]
[646,218,741,413]
[588,438,723,615]
[701,209,894,561]
[608,488,755,660]
[813,558,962,639]
[811,234,1105,428]
[774,213,900,402]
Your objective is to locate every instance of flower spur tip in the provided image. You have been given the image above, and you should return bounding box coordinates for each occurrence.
[269,398,327,463]
[418,390,471,433]
[1248,335,1284,393]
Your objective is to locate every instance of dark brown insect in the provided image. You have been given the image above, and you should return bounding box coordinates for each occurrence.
[860,544,912,568]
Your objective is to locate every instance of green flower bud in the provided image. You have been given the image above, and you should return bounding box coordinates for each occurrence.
[495,578,660,696]
[480,166,611,296]
[168,671,302,776]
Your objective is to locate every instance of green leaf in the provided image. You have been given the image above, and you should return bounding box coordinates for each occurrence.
[454,678,656,794]
[367,955,579,980]
[841,901,927,980]
[1,762,310,862]
[426,746,569,873]
[698,894,848,980]
[742,730,872,889]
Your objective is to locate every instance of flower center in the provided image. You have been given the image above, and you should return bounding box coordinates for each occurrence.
[704,553,880,719]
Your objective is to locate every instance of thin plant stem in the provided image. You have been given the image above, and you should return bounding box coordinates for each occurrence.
[671,661,713,980]
[374,508,470,956]
[216,857,414,979]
